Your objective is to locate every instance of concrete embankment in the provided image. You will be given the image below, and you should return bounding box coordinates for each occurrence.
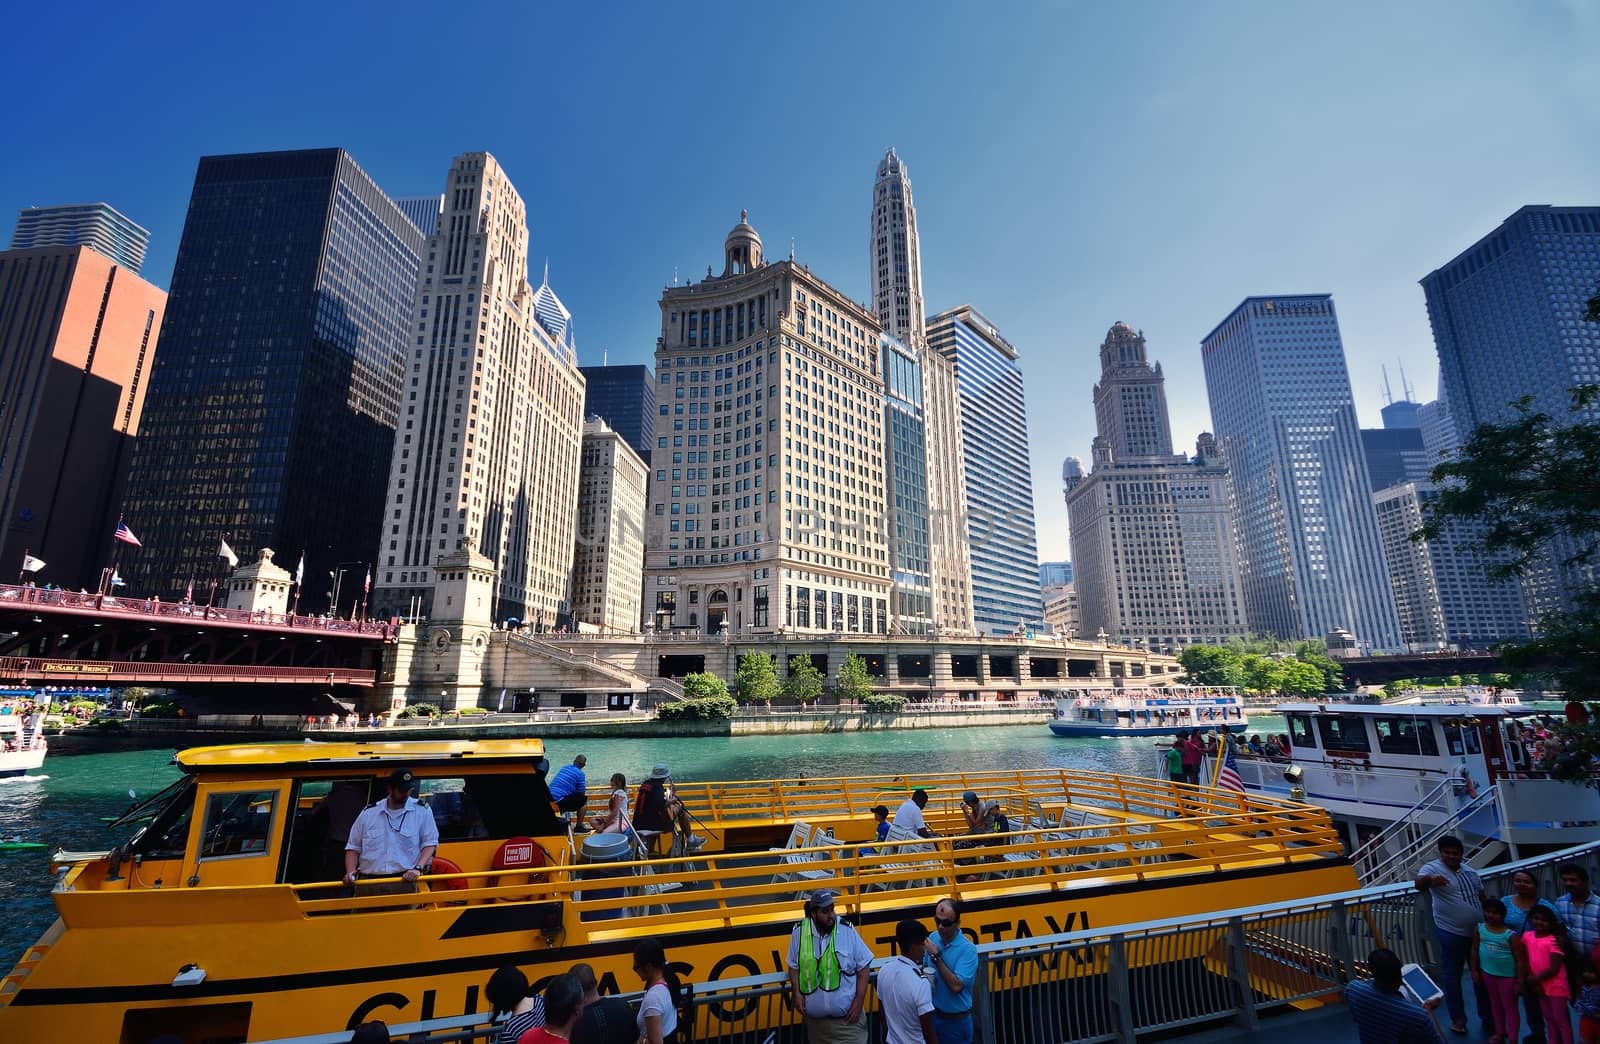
[46,707,1055,753]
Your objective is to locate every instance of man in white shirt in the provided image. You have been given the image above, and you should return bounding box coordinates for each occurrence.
[344,768,440,895]
[786,889,874,1044]
[894,789,934,839]
[879,918,937,1044]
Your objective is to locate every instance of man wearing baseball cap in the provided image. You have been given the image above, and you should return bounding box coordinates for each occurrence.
[344,768,440,894]
[786,889,874,1043]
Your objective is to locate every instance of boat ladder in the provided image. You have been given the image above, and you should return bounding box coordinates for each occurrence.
[1351,776,1501,885]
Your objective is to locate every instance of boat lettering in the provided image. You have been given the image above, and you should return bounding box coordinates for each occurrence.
[347,985,480,1030]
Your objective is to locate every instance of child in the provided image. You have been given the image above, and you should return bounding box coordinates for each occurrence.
[1470,897,1525,1044]
[1577,961,1600,1044]
[1526,906,1575,1044]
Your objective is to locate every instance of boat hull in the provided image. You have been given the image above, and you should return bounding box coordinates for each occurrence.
[1050,721,1247,738]
[0,746,46,778]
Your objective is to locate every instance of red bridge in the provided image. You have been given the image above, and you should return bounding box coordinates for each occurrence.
[0,584,391,692]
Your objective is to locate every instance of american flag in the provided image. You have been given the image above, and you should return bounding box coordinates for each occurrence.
[1216,746,1246,793]
[114,521,141,547]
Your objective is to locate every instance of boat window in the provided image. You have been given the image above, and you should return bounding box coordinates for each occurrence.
[282,778,375,884]
[1288,714,1317,749]
[199,789,279,861]
[1374,718,1440,756]
[1445,723,1482,756]
[421,774,562,840]
[1316,717,1371,754]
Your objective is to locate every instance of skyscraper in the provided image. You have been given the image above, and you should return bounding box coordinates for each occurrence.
[372,152,586,627]
[1422,205,1600,613]
[1065,323,1247,650]
[1201,295,1402,650]
[579,363,656,464]
[10,203,150,274]
[927,305,1044,635]
[0,245,165,588]
[392,195,443,238]
[1359,399,1430,493]
[572,417,647,633]
[881,333,934,632]
[643,212,890,635]
[122,149,423,610]
[870,149,973,633]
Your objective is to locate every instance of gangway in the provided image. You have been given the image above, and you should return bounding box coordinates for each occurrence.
[1351,775,1501,885]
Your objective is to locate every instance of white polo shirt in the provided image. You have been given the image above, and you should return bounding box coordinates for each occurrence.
[894,798,926,834]
[345,797,439,875]
[878,954,934,1044]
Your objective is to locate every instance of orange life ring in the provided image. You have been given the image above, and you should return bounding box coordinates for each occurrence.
[426,855,469,891]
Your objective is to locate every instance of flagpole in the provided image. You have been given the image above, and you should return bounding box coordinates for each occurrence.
[17,548,27,586]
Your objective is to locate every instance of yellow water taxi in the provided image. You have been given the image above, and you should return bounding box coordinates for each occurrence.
[0,738,1357,1041]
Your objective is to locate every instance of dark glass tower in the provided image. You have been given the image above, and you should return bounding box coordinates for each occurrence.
[578,364,655,464]
[122,149,423,611]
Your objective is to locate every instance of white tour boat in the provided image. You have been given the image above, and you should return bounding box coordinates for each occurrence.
[1049,685,1246,738]
[0,714,46,778]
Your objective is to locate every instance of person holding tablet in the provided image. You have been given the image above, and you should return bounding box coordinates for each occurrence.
[1345,948,1445,1043]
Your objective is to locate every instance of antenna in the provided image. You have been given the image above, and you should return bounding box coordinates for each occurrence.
[1399,362,1415,403]
[790,237,796,262]
[672,266,678,287]
[1382,365,1394,405]
[602,349,608,367]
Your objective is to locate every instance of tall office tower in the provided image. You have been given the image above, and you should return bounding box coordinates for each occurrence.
[1375,482,1529,649]
[870,149,973,634]
[393,195,443,238]
[1065,324,1247,650]
[0,245,165,588]
[571,418,647,632]
[579,364,656,464]
[1422,205,1600,614]
[1093,322,1173,458]
[1418,395,1458,462]
[1201,295,1403,650]
[643,212,890,635]
[372,152,586,626]
[11,203,150,274]
[1039,561,1073,591]
[881,334,934,632]
[927,305,1044,634]
[1360,399,1429,493]
[123,150,422,610]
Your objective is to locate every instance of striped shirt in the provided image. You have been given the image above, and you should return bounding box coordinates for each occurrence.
[1416,858,1484,937]
[1343,980,1445,1043]
[1559,891,1600,954]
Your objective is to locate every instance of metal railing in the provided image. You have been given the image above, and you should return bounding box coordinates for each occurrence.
[0,582,393,636]
[1351,776,1498,885]
[0,655,378,686]
[256,839,1600,1044]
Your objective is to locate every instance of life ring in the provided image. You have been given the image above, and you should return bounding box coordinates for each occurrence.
[426,855,469,891]
[1075,699,1084,708]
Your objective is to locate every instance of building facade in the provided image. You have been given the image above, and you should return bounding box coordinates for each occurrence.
[121,149,423,613]
[871,149,973,634]
[1360,427,1429,492]
[1044,582,1079,638]
[579,363,656,464]
[0,245,166,589]
[371,152,586,627]
[571,418,647,633]
[881,334,934,632]
[1201,295,1403,650]
[393,195,443,238]
[1039,561,1073,591]
[1066,324,1246,651]
[927,305,1044,635]
[1374,481,1530,649]
[11,203,150,274]
[642,213,891,635]
[1422,204,1600,614]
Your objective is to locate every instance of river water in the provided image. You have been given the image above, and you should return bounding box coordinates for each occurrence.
[0,718,1285,970]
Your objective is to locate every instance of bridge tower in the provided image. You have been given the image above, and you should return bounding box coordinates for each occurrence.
[404,550,497,711]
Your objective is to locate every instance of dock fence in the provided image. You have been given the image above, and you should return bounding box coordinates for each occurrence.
[257,838,1600,1044]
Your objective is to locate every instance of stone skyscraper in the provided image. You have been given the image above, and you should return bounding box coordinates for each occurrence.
[927,305,1044,635]
[122,150,423,611]
[1065,323,1246,650]
[871,149,973,634]
[1201,295,1402,650]
[642,213,890,635]
[371,152,585,626]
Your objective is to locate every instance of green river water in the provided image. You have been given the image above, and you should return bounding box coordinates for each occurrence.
[0,719,1285,971]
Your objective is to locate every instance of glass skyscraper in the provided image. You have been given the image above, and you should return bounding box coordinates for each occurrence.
[1201,295,1402,650]
[122,149,423,611]
[579,364,656,465]
[926,305,1044,635]
[881,334,933,632]
[1422,205,1600,614]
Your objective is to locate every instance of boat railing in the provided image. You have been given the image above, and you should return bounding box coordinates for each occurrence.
[252,839,1600,1044]
[1351,777,1500,885]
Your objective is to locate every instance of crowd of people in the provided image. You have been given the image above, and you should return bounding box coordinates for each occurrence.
[1349,835,1600,1043]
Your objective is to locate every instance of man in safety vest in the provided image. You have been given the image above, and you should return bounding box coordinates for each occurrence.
[786,888,875,1043]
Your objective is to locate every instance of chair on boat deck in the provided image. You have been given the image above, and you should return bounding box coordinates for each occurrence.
[867,823,939,891]
[770,821,814,884]
[793,830,848,897]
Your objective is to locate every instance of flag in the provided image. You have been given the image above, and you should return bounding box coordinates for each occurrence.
[114,521,141,547]
[363,568,371,594]
[184,575,194,603]
[21,554,45,573]
[1216,746,1246,794]
[110,570,126,588]
[294,552,305,586]
[218,539,239,568]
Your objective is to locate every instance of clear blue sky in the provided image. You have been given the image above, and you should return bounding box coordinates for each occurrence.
[4,2,1597,562]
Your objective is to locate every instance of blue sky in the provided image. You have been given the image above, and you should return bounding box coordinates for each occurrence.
[4,2,1597,562]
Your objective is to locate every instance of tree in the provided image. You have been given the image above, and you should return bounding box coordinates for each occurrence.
[1178,645,1245,688]
[783,656,825,707]
[682,672,730,702]
[734,653,779,705]
[1277,660,1327,697]
[834,653,874,704]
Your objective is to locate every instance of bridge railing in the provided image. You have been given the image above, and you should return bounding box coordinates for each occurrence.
[0,656,377,685]
[0,583,392,637]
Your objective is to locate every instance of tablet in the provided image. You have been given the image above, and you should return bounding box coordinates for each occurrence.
[1400,963,1443,1004]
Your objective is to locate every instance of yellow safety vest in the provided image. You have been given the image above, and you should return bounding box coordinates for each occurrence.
[796,922,841,994]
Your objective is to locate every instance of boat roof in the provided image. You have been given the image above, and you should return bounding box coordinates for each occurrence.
[1274,702,1529,717]
[175,738,547,773]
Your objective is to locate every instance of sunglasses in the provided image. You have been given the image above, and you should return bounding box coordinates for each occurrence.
[935,916,956,928]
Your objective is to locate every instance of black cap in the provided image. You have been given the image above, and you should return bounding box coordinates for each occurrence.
[387,768,415,790]
[871,804,889,817]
